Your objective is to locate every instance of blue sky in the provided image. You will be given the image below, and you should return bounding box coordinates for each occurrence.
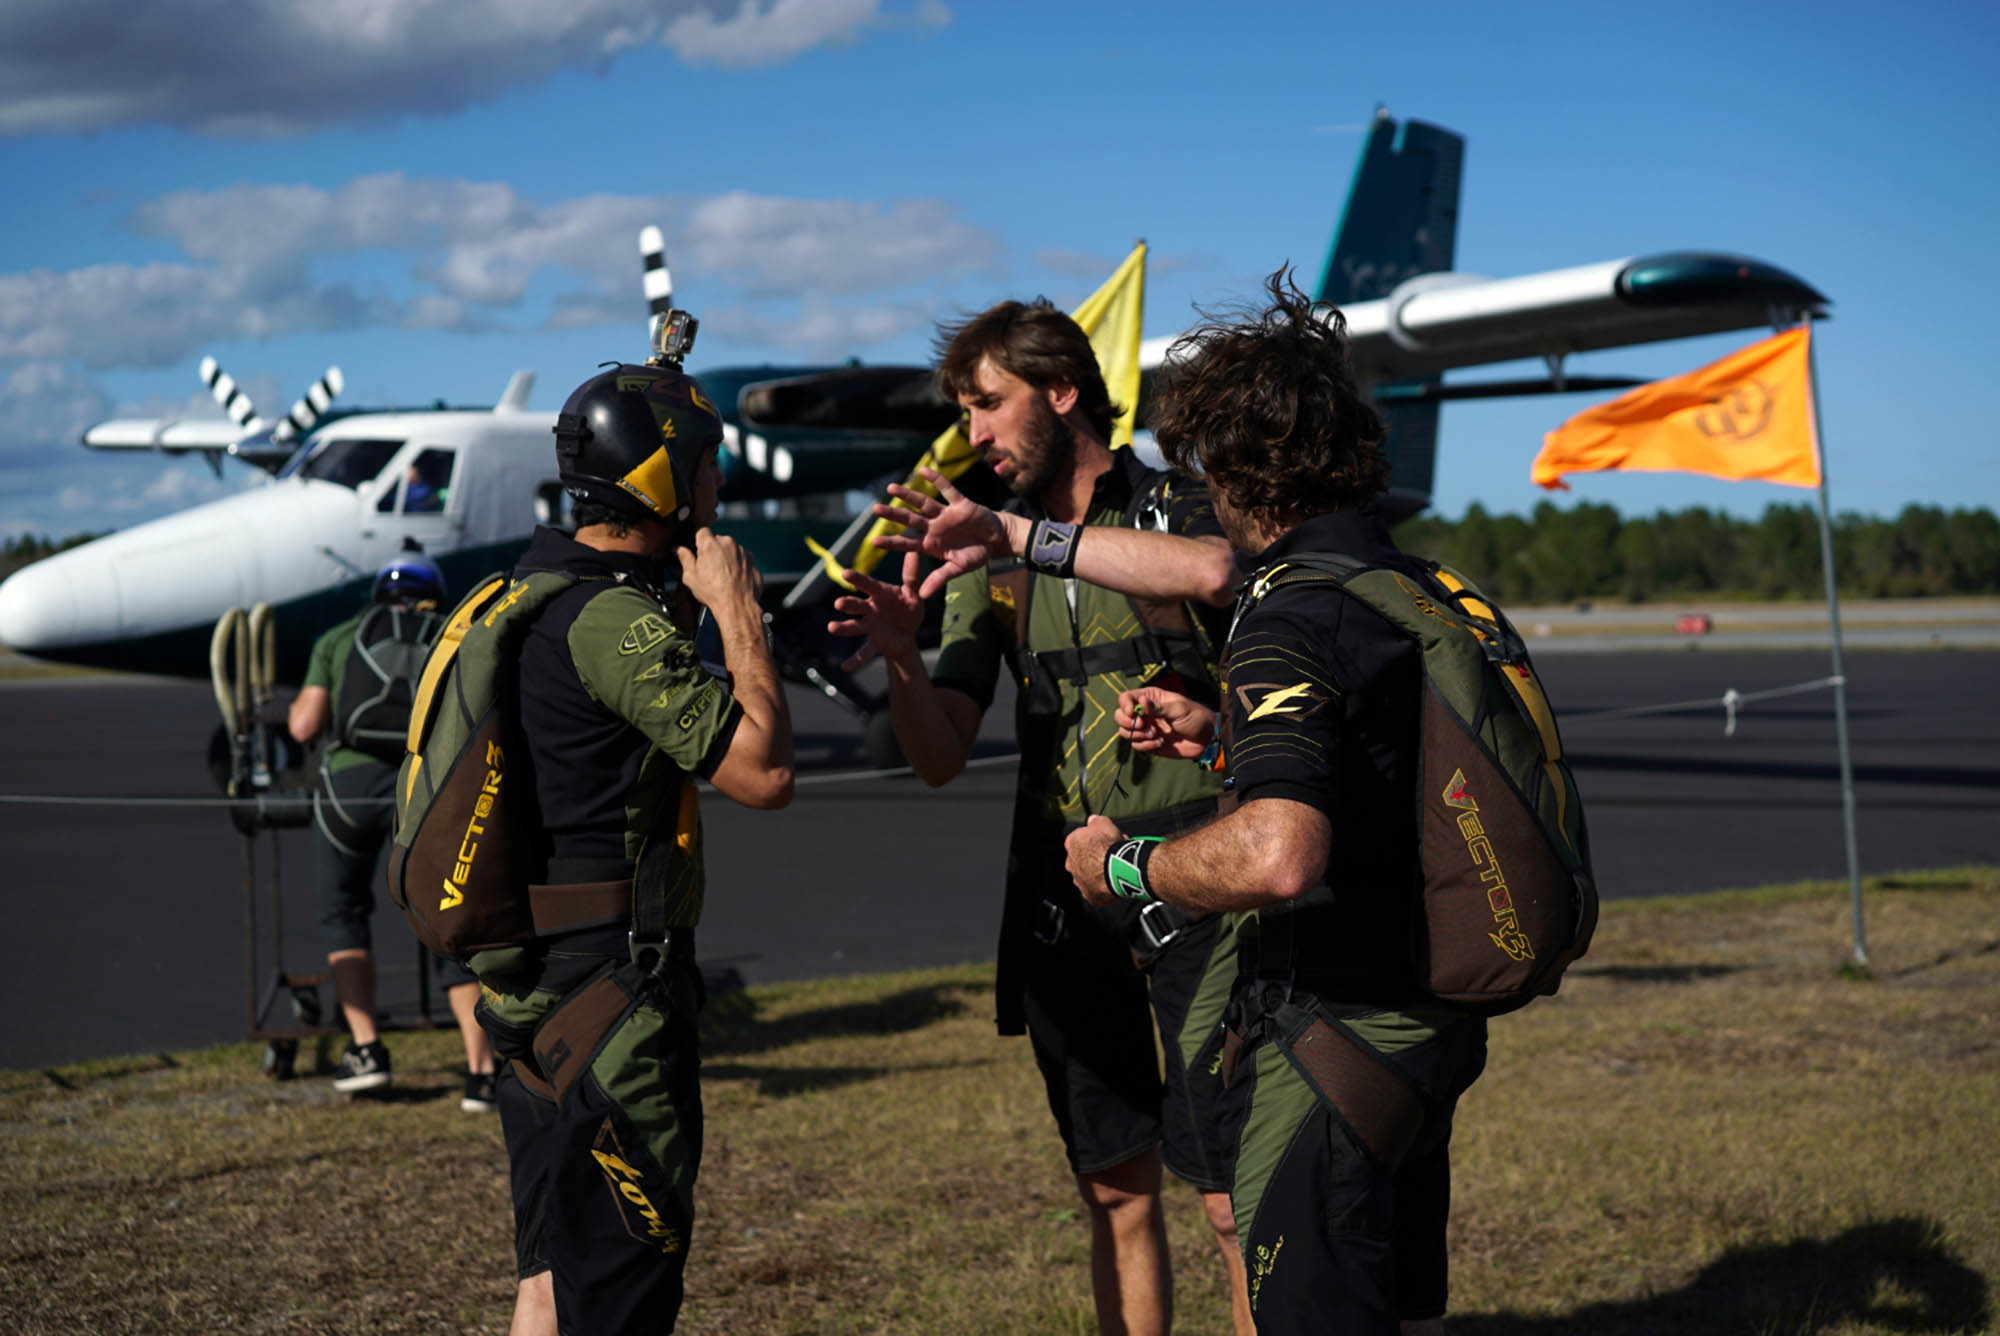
[2,0,1995,538]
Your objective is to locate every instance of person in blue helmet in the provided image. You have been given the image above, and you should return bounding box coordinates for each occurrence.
[288,553,497,1106]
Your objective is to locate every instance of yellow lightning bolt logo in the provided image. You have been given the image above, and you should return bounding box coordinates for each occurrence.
[1245,682,1316,721]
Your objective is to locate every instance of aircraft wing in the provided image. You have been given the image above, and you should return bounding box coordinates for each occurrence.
[1139,251,1829,385]
[82,417,251,452]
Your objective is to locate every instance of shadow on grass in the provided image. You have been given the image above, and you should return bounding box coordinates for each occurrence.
[1567,963,1746,984]
[1455,1218,1987,1335]
[1881,938,2000,980]
[345,1082,461,1106]
[702,1054,1001,1099]
[701,981,979,1059]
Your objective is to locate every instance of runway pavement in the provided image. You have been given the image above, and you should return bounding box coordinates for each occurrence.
[3,647,1996,1070]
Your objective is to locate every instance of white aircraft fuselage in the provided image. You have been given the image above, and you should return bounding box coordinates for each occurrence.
[0,406,555,681]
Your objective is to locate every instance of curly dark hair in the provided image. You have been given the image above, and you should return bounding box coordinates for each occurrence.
[1153,266,1386,529]
[569,499,648,536]
[934,298,1121,442]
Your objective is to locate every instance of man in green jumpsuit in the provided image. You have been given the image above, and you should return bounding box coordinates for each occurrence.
[474,363,794,1335]
[831,299,1254,1335]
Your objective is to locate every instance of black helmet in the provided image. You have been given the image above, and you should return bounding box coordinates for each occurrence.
[553,364,724,527]
[372,554,446,605]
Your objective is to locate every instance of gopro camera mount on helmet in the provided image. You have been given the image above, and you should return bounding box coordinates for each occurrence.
[648,308,699,368]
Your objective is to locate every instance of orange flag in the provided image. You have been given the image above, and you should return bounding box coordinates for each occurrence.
[1532,326,1820,490]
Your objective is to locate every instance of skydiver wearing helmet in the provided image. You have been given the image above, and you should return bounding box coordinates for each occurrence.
[475,360,793,1336]
[288,550,497,1105]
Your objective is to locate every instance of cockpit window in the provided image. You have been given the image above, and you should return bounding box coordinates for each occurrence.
[284,438,403,489]
[376,447,457,514]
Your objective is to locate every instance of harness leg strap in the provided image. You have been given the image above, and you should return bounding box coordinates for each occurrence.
[1274,1007,1428,1171]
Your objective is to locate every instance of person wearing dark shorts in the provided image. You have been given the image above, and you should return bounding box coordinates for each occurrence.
[288,556,495,1105]
[471,363,794,1335]
[1067,270,1490,1334]
[829,298,1252,1335]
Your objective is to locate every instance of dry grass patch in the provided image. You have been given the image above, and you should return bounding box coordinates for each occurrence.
[3,869,1995,1334]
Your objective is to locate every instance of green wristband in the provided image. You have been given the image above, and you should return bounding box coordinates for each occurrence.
[1104,835,1164,902]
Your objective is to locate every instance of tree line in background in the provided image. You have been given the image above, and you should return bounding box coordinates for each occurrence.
[6,502,1999,604]
[1,532,100,583]
[1394,502,2000,604]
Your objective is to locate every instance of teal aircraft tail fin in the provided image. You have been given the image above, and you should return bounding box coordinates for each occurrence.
[1318,113,1464,518]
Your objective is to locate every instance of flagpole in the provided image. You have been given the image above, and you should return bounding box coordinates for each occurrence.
[1804,323,1867,969]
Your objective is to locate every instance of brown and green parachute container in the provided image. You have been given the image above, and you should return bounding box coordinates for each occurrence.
[388,569,578,959]
[1237,552,1598,1014]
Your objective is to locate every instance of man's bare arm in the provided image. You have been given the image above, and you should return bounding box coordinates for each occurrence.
[872,468,1239,605]
[288,686,330,745]
[826,550,982,785]
[1066,798,1330,916]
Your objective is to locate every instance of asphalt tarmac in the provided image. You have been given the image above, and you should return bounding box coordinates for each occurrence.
[4,648,1996,1070]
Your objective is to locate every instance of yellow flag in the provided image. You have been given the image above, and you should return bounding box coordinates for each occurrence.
[818,242,1149,586]
[1071,240,1147,450]
[1531,326,1820,491]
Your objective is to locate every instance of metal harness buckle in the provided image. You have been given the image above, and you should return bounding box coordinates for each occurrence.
[1033,899,1066,946]
[629,928,672,976]
[1138,899,1188,953]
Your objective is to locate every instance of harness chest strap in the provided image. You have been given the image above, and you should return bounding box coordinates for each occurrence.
[987,473,1215,707]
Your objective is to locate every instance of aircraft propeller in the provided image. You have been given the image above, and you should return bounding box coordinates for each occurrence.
[272,366,346,444]
[198,356,263,433]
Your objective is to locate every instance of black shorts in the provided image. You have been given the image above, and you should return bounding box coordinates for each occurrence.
[311,758,474,986]
[312,760,396,954]
[1224,1012,1486,1331]
[1146,911,1241,1192]
[1019,891,1163,1176]
[489,957,705,1333]
[1010,801,1230,1182]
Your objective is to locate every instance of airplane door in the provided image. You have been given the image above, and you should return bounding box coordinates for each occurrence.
[367,445,462,551]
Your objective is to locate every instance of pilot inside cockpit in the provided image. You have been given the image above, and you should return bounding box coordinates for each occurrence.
[399,448,454,513]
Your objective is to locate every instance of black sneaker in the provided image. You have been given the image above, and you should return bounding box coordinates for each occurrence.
[461,1069,498,1113]
[333,1040,392,1093]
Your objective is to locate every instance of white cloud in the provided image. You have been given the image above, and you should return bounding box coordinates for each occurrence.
[53,462,235,515]
[2,176,1000,368]
[0,363,113,457]
[701,296,939,357]
[680,193,999,297]
[0,372,269,538]
[0,0,947,136]
[665,0,876,69]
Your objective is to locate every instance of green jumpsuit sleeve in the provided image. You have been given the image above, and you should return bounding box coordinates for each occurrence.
[929,566,1004,712]
[567,586,743,778]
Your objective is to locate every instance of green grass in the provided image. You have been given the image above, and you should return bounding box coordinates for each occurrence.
[0,658,116,682]
[5,869,1997,1334]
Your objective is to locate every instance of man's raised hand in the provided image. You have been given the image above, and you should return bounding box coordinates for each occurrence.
[1117,687,1215,760]
[677,529,762,614]
[867,467,1022,600]
[826,548,927,672]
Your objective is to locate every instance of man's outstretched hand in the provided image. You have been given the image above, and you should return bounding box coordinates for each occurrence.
[868,467,1023,600]
[826,548,927,672]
